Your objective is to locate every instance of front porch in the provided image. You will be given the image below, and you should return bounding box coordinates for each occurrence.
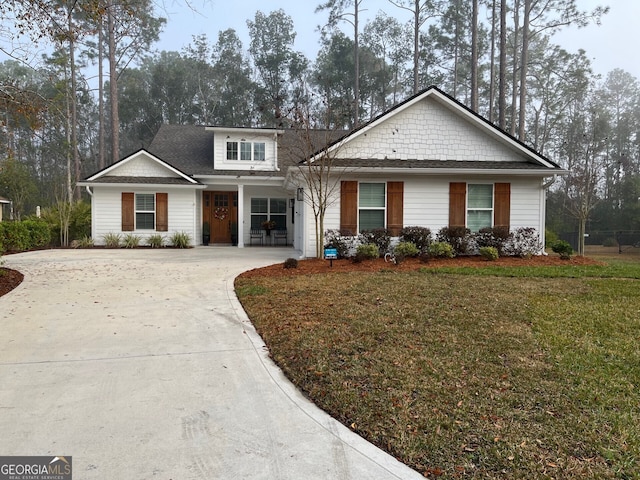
[198,185,302,249]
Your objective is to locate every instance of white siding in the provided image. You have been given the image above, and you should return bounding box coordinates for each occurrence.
[213,132,278,172]
[338,97,525,163]
[91,187,197,246]
[302,176,545,258]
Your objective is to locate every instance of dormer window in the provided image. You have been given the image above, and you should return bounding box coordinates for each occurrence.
[227,141,266,161]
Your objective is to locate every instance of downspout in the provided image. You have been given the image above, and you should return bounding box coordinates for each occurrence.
[274,132,280,171]
[542,174,557,189]
[85,186,93,196]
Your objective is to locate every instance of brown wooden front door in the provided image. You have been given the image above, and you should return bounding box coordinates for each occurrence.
[203,191,237,244]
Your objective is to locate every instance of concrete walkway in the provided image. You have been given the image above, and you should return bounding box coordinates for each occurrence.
[0,248,423,480]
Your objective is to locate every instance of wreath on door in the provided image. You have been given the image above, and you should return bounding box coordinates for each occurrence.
[213,207,228,220]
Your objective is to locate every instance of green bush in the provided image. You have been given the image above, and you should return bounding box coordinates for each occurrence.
[354,243,379,262]
[394,241,419,258]
[102,232,121,248]
[146,234,165,248]
[22,219,51,248]
[40,201,91,246]
[283,257,299,269]
[545,228,559,248]
[436,226,471,256]
[602,237,617,247]
[123,234,141,248]
[399,226,432,252]
[359,228,391,257]
[551,240,573,260]
[170,231,191,248]
[479,246,499,261]
[428,241,454,258]
[0,221,30,252]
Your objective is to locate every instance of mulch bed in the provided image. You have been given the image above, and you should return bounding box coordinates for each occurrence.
[0,268,24,297]
[240,254,601,279]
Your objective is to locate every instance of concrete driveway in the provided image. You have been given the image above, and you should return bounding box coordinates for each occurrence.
[0,248,423,480]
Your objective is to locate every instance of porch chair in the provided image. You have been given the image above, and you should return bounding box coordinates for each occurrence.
[273,229,287,246]
[250,229,263,246]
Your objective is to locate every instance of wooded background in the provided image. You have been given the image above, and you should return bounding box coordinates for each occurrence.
[1,0,637,246]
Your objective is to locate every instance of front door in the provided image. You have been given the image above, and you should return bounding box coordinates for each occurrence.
[203,191,237,244]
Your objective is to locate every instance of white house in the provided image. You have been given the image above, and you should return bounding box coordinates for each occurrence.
[78,86,566,257]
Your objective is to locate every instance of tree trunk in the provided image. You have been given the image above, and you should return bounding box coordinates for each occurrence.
[69,10,80,200]
[413,0,420,94]
[510,0,520,136]
[98,13,105,170]
[489,0,497,122]
[498,0,507,129]
[518,0,530,141]
[353,0,360,128]
[108,0,120,164]
[470,0,479,111]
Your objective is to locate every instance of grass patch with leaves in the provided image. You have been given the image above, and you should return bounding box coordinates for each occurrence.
[235,259,640,478]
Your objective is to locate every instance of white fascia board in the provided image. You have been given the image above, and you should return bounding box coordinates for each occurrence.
[205,126,285,135]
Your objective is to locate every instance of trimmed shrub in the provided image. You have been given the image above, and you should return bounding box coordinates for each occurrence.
[324,229,357,259]
[0,221,30,252]
[146,234,165,248]
[283,257,299,269]
[102,232,121,248]
[22,219,51,248]
[506,227,542,257]
[395,241,419,258]
[479,246,499,261]
[399,226,432,252]
[551,240,573,260]
[474,226,510,255]
[359,228,391,257]
[170,231,191,248]
[428,241,454,258]
[353,243,379,263]
[545,228,559,248]
[436,226,471,256]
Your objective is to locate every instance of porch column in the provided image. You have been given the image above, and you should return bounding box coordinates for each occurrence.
[237,184,244,248]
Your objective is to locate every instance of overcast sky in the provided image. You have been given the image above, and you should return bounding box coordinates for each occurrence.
[155,0,639,80]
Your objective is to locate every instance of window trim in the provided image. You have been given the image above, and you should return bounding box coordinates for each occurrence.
[250,197,287,230]
[135,193,156,230]
[466,183,494,232]
[358,182,386,233]
[226,140,266,161]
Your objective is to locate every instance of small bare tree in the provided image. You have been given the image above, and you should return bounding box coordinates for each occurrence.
[282,99,351,258]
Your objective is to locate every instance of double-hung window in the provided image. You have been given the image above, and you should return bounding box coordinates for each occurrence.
[227,141,266,161]
[358,183,385,232]
[467,184,493,232]
[135,193,155,230]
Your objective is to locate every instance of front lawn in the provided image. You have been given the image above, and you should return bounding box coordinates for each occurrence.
[235,254,640,478]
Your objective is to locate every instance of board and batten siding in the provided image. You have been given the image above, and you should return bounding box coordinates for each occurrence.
[304,176,545,257]
[91,187,197,245]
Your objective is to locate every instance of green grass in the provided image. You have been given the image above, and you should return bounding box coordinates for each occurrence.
[235,256,640,478]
